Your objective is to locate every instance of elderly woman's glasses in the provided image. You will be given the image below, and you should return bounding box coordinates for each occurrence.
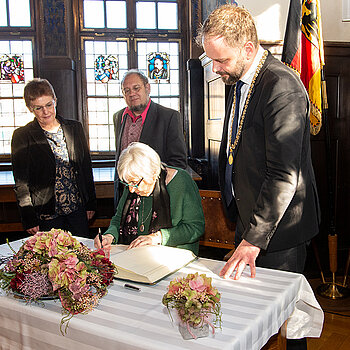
[120,177,143,189]
[31,100,55,112]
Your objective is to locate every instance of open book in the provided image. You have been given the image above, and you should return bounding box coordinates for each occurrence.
[109,245,197,284]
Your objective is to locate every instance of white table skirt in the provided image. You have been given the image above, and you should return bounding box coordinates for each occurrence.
[0,237,323,350]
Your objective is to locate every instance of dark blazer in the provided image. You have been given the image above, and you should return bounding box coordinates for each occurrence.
[113,100,187,169]
[11,116,97,229]
[219,51,321,252]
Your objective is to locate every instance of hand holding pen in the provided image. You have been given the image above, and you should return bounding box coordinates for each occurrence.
[94,229,114,258]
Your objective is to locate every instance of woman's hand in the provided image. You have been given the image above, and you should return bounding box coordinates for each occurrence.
[27,226,39,235]
[94,233,114,257]
[128,231,162,250]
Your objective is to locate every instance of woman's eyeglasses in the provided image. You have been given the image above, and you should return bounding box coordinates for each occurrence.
[31,100,56,112]
[120,177,143,189]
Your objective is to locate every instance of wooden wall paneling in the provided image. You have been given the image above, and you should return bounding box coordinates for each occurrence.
[322,44,350,253]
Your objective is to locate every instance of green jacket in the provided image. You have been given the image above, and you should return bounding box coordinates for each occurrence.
[105,168,204,254]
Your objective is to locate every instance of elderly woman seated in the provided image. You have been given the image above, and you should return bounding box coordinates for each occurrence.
[94,142,204,254]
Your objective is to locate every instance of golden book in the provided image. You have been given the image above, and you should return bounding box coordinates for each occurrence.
[109,245,197,284]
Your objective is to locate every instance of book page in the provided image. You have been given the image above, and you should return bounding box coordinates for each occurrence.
[109,245,197,284]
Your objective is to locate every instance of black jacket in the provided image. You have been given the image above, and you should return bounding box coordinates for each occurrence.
[219,52,321,252]
[11,116,96,229]
[113,100,187,169]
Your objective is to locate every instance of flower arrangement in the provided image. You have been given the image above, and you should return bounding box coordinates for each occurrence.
[0,229,115,334]
[162,272,222,339]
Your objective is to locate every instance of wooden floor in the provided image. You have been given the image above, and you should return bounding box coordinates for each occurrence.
[307,311,350,349]
[263,278,350,350]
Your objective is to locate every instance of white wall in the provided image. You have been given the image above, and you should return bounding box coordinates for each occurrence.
[237,0,350,42]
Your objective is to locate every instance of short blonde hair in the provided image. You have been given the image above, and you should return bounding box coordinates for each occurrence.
[117,142,162,182]
[197,5,258,48]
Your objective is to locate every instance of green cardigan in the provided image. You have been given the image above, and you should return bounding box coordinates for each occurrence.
[104,167,204,254]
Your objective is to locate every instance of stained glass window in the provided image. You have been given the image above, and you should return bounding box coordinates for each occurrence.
[147,52,169,82]
[0,40,34,154]
[94,55,119,83]
[138,41,179,110]
[85,40,128,151]
[80,1,182,154]
[0,54,25,83]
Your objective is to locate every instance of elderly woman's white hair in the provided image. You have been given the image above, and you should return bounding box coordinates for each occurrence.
[117,142,163,182]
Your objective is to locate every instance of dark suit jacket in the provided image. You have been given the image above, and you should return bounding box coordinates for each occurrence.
[219,51,321,252]
[11,116,97,229]
[113,100,187,169]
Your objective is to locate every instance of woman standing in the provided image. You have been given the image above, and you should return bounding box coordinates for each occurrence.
[11,78,96,236]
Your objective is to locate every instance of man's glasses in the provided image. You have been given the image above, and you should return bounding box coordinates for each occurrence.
[31,100,55,112]
[122,85,142,96]
[120,177,143,189]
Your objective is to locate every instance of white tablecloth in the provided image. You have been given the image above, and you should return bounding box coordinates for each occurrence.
[0,238,323,350]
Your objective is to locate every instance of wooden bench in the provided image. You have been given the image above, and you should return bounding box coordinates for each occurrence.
[0,187,236,256]
[199,190,235,250]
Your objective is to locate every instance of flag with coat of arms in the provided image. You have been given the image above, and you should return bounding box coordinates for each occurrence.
[281,0,325,135]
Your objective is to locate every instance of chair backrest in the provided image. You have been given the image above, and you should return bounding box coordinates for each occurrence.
[199,190,235,250]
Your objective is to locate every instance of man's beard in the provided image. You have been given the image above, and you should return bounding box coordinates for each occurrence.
[130,103,148,113]
[217,63,245,85]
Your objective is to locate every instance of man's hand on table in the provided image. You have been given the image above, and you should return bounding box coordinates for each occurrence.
[220,239,261,280]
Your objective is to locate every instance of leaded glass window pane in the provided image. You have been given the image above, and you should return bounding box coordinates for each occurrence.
[106,1,127,28]
[85,40,128,151]
[84,0,105,28]
[0,54,24,83]
[147,52,169,81]
[158,2,178,30]
[83,0,127,29]
[137,41,179,111]
[0,40,34,154]
[94,55,119,83]
[9,0,31,27]
[136,2,156,29]
[0,0,7,26]
[136,1,178,30]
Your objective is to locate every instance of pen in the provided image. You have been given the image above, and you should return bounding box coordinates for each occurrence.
[98,228,103,248]
[124,283,141,292]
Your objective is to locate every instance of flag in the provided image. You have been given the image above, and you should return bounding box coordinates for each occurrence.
[281,0,325,135]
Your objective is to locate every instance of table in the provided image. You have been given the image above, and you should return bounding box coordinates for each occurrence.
[0,238,323,350]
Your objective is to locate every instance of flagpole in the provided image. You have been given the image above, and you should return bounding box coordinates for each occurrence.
[316,69,349,299]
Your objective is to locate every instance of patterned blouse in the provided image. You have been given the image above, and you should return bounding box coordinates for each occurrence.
[119,194,157,245]
[41,126,82,220]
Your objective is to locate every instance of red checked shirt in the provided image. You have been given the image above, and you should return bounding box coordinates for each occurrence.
[121,99,151,151]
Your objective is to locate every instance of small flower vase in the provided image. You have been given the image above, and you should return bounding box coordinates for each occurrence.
[178,321,209,340]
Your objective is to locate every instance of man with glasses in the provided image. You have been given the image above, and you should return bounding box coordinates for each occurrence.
[113,69,187,206]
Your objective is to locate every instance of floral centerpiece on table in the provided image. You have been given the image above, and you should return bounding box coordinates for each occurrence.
[0,229,115,334]
[162,272,222,340]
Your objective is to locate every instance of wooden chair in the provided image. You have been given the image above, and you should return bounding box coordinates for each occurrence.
[199,190,236,254]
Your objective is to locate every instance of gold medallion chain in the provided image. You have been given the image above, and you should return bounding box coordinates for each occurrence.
[227,50,268,163]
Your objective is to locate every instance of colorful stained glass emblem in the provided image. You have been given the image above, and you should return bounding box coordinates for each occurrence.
[0,54,25,83]
[94,55,119,83]
[147,52,169,82]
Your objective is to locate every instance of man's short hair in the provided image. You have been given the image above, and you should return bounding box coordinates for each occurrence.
[24,78,56,108]
[197,5,258,48]
[121,69,149,87]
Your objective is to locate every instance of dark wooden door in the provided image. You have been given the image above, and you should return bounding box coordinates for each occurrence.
[311,43,350,259]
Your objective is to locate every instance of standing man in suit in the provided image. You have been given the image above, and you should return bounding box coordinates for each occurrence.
[199,6,320,278]
[199,8,320,349]
[113,69,187,205]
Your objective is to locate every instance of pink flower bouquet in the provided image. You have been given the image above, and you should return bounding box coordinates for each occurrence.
[0,229,115,333]
[162,272,222,339]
